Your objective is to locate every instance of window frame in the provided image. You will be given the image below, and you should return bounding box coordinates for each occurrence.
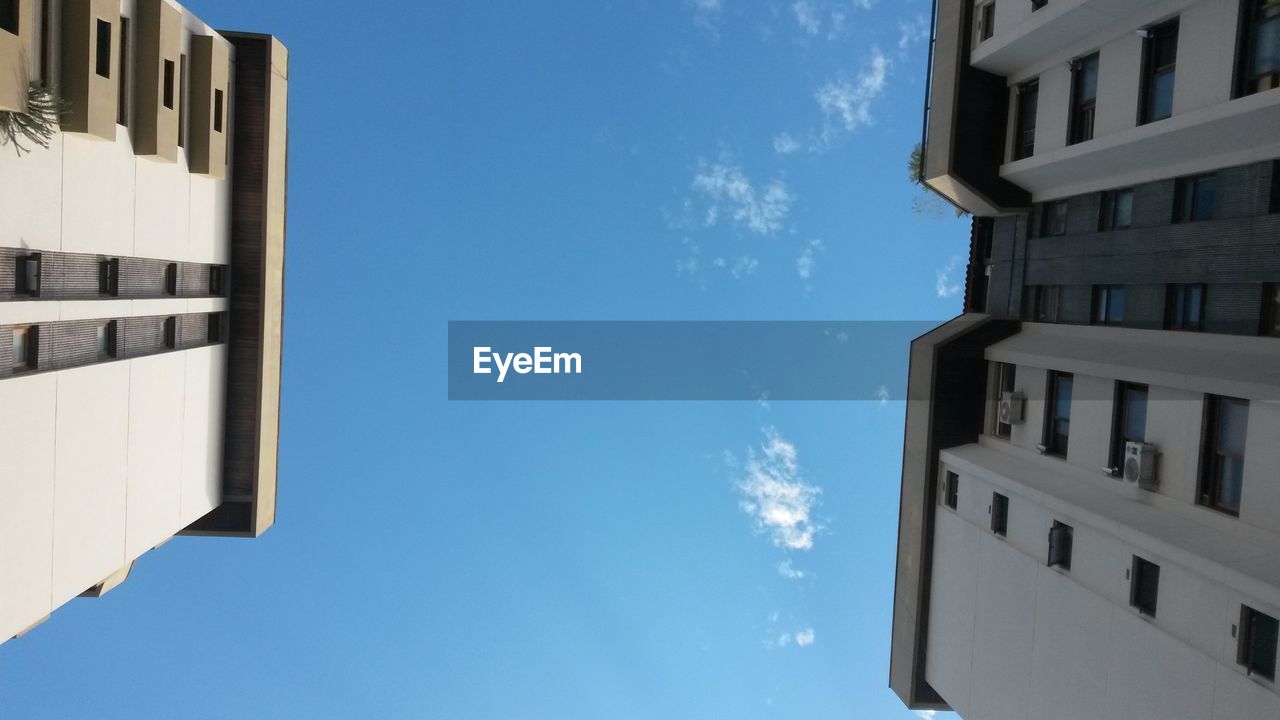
[993,361,1016,438]
[98,258,120,296]
[943,471,959,510]
[1139,19,1180,125]
[1263,283,1280,336]
[206,312,223,343]
[1109,381,1149,473]
[1068,53,1099,145]
[1099,188,1134,230]
[1092,284,1126,326]
[95,18,111,79]
[163,58,175,110]
[1047,520,1073,570]
[1235,0,1280,98]
[1174,174,1217,223]
[1013,79,1039,161]
[0,0,18,36]
[1198,395,1249,517]
[164,262,178,296]
[1165,283,1206,331]
[11,325,38,372]
[1023,284,1062,323]
[1130,556,1160,617]
[1040,199,1069,236]
[1239,605,1279,681]
[117,16,130,126]
[1043,371,1073,457]
[991,492,1009,536]
[163,315,177,349]
[97,319,119,359]
[16,253,41,297]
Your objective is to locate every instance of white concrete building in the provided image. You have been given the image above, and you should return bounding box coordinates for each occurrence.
[0,0,286,645]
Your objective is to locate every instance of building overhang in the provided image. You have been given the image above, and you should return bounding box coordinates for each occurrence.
[890,314,1021,710]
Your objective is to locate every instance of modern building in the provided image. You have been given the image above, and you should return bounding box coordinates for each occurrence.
[893,0,1280,718]
[0,0,286,645]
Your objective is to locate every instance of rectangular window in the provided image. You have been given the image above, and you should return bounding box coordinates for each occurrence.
[1174,174,1216,223]
[978,2,995,42]
[1264,283,1280,336]
[163,59,175,110]
[163,316,177,349]
[1013,80,1038,160]
[95,19,111,79]
[16,253,41,296]
[1041,199,1068,236]
[1099,188,1134,230]
[1069,53,1099,145]
[11,325,37,371]
[943,471,959,510]
[178,55,187,147]
[0,0,18,35]
[1236,0,1280,97]
[214,88,224,133]
[1023,285,1061,323]
[1044,371,1073,457]
[1031,0,1047,9]
[1130,556,1160,617]
[994,362,1016,438]
[1092,285,1126,326]
[1140,19,1179,124]
[1110,382,1149,472]
[1200,395,1248,516]
[991,492,1009,536]
[1166,283,1206,331]
[207,312,223,343]
[1047,521,1073,570]
[98,258,119,296]
[209,266,227,296]
[117,17,129,126]
[164,263,178,296]
[1240,606,1279,680]
[97,320,118,359]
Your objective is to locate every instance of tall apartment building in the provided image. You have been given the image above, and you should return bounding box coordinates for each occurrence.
[893,1,1280,718]
[0,0,286,645]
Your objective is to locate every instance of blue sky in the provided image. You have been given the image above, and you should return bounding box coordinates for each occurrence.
[0,1,967,717]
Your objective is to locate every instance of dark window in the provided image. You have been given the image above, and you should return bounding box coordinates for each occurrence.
[16,253,41,296]
[1099,188,1134,230]
[95,19,111,79]
[944,471,959,510]
[98,258,119,296]
[207,312,223,343]
[117,17,129,126]
[1140,19,1179,124]
[1041,199,1068,236]
[995,361,1016,438]
[214,88,224,133]
[97,320,118,359]
[1047,521,1073,569]
[163,316,177,349]
[1240,606,1279,680]
[991,492,1009,536]
[1031,0,1047,9]
[1263,283,1280,336]
[1174,174,1216,222]
[1236,0,1280,97]
[1092,285,1126,326]
[1166,283,1206,330]
[1110,382,1149,472]
[164,263,178,296]
[209,266,227,296]
[0,0,18,35]
[979,2,995,41]
[1044,371,1073,457]
[1023,285,1061,323]
[11,325,38,371]
[1013,80,1038,160]
[1069,53,1099,144]
[178,55,187,147]
[1130,556,1160,617]
[163,59,175,110]
[1199,395,1248,516]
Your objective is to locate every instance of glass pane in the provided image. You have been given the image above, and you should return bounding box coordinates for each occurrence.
[1057,377,1073,421]
[1108,287,1125,323]
[1079,59,1098,101]
[1220,399,1249,455]
[1115,190,1134,227]
[1217,455,1244,511]
[1193,177,1216,221]
[1188,285,1204,324]
[1126,388,1148,440]
[24,259,38,290]
[12,329,24,365]
[1255,15,1279,77]
[1270,286,1280,334]
[1150,70,1175,121]
[1253,611,1279,679]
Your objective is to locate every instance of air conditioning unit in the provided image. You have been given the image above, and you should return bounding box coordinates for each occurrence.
[999,391,1025,425]
[1124,442,1158,490]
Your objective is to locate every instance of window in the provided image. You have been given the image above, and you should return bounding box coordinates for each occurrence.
[1130,556,1160,617]
[163,59,175,110]
[98,258,119,296]
[11,325,37,371]
[1041,199,1068,236]
[978,2,995,42]
[163,316,177,349]
[1043,371,1073,456]
[214,88,224,133]
[1032,0,1047,9]
[97,320,118,359]
[1099,188,1134,230]
[994,361,1016,438]
[178,55,187,147]
[117,17,129,126]
[1047,521,1073,569]
[1239,606,1279,680]
[1166,283,1206,331]
[1236,0,1280,97]
[207,312,223,343]
[0,0,18,35]
[943,471,959,510]
[1023,285,1061,323]
[1140,20,1179,124]
[1092,285,1126,326]
[1174,174,1216,222]
[1013,80,1038,160]
[95,19,111,79]
[1069,53,1099,144]
[16,253,41,296]
[164,263,178,296]
[210,266,227,296]
[1263,283,1280,336]
[1199,395,1248,516]
[991,492,1009,536]
[1110,382,1149,472]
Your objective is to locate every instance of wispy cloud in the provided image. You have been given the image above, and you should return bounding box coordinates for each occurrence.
[778,559,807,580]
[692,161,793,235]
[690,0,723,36]
[915,712,938,720]
[875,385,890,404]
[792,1,822,36]
[794,628,816,647]
[935,256,963,299]
[898,14,930,52]
[773,132,802,156]
[812,48,890,150]
[796,238,823,282]
[734,428,821,551]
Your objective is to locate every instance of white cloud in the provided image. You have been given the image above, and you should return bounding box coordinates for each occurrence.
[915,712,938,720]
[777,559,807,580]
[734,428,822,551]
[812,48,890,150]
[794,628,816,647]
[773,132,801,156]
[875,385,890,404]
[852,0,874,9]
[692,162,793,235]
[935,256,963,299]
[796,238,823,281]
[731,256,760,278]
[793,1,822,36]
[898,14,930,51]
